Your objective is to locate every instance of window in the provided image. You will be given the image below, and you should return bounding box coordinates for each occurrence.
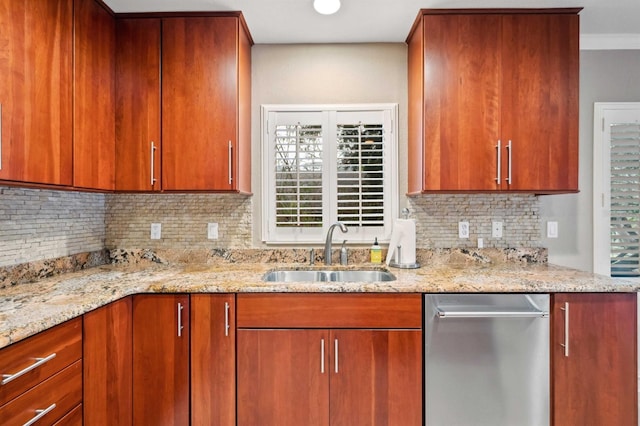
[262,104,398,244]
[593,103,640,276]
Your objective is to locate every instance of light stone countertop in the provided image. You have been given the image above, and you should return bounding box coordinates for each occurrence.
[1,257,638,350]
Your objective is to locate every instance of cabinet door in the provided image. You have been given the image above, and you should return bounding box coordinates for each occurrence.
[115,18,161,191]
[501,13,579,192]
[83,297,132,426]
[73,0,115,190]
[162,17,238,191]
[237,329,330,426]
[0,0,73,185]
[330,330,422,426]
[133,295,190,425]
[191,294,235,426]
[420,14,502,191]
[552,293,637,425]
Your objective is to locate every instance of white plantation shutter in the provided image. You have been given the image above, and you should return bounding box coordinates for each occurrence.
[336,115,386,227]
[610,123,640,276]
[274,123,324,227]
[262,105,398,244]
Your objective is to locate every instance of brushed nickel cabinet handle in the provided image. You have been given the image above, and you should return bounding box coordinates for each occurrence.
[150,141,157,186]
[1,353,57,385]
[506,140,513,185]
[224,302,230,337]
[177,302,184,337]
[321,338,325,374]
[560,302,569,357]
[334,339,339,373]
[23,403,57,426]
[495,139,501,183]
[228,140,233,185]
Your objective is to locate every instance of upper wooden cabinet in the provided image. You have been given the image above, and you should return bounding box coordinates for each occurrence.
[115,18,161,191]
[162,16,252,192]
[407,9,580,194]
[73,0,116,190]
[0,0,73,186]
[115,14,252,193]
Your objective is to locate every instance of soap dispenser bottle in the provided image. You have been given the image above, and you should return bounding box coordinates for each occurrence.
[370,237,382,263]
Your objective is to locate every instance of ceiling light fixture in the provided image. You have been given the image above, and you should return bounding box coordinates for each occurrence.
[313,0,341,15]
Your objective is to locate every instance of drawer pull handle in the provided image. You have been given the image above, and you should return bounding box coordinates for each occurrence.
[334,339,339,374]
[1,353,57,385]
[22,403,57,426]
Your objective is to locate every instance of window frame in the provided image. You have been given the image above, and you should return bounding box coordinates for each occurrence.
[261,103,399,244]
[593,102,640,276]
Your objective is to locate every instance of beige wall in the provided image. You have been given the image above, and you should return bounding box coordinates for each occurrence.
[540,50,640,272]
[251,43,409,246]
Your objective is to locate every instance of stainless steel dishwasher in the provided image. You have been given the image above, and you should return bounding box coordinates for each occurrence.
[424,294,550,426]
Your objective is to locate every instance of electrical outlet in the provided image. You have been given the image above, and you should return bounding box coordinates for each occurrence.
[547,221,559,238]
[150,223,161,240]
[492,221,503,238]
[458,221,470,239]
[207,223,219,240]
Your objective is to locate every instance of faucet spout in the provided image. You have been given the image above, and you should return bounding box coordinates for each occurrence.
[324,222,348,266]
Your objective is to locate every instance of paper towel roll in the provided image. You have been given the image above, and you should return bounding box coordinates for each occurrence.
[385,218,416,265]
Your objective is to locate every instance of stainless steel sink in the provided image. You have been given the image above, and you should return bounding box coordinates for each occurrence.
[262,269,396,283]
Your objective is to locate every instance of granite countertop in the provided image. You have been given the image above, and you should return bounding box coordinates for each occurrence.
[1,248,638,350]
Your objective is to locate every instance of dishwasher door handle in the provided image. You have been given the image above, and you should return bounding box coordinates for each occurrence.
[436,309,549,318]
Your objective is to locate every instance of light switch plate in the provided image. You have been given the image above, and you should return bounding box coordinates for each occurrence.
[207,223,219,240]
[458,221,470,239]
[492,221,503,238]
[547,221,559,238]
[150,223,161,240]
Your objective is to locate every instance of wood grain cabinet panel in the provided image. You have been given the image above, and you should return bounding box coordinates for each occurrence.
[552,293,637,425]
[237,329,330,426]
[237,294,422,426]
[115,18,161,191]
[161,16,252,192]
[83,296,132,425]
[191,294,236,426]
[0,0,73,186]
[407,9,579,194]
[132,294,190,425]
[73,0,115,190]
[329,329,422,426]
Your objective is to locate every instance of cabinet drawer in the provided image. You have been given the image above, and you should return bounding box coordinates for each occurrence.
[53,404,82,426]
[237,294,422,328]
[0,317,82,406]
[0,360,82,426]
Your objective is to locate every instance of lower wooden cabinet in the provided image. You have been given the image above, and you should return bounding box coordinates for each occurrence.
[236,293,423,426]
[83,296,132,425]
[132,294,190,425]
[552,293,637,425]
[190,294,236,426]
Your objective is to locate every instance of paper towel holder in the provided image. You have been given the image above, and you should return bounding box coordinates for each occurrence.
[388,208,420,269]
[389,244,420,269]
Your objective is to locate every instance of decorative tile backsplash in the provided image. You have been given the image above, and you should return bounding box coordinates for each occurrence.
[0,186,106,267]
[105,193,253,250]
[408,194,541,249]
[0,186,540,268]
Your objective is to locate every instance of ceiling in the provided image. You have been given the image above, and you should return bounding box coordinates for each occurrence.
[103,0,640,45]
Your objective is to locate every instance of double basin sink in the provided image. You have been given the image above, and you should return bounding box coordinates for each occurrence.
[263,269,396,283]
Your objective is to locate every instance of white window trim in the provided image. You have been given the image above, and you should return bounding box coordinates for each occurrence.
[261,103,399,245]
[593,102,640,276]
